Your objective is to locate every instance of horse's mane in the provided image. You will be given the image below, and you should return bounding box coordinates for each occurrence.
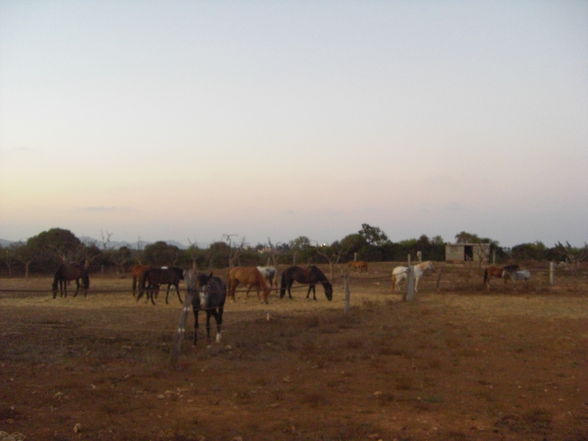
[308,265,328,282]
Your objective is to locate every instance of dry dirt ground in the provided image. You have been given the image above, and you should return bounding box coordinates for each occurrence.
[1,263,587,441]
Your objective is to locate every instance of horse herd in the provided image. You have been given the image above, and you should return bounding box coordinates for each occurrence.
[51,260,532,301]
[50,261,531,346]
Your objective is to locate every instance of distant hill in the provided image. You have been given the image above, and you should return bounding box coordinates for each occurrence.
[79,236,188,250]
[0,239,14,247]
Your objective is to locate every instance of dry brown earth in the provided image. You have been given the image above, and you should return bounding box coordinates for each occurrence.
[1,263,587,441]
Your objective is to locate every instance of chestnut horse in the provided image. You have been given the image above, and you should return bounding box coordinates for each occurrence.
[131,264,152,296]
[227,266,272,304]
[279,265,333,301]
[348,261,368,272]
[483,264,520,288]
[52,263,90,298]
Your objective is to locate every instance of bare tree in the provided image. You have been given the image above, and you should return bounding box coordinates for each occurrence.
[314,241,348,280]
[264,237,280,266]
[223,234,246,268]
[186,238,199,270]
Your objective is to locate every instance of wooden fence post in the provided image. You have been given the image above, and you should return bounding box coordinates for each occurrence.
[549,261,555,286]
[404,254,416,302]
[343,272,351,314]
[170,289,195,368]
[436,266,444,292]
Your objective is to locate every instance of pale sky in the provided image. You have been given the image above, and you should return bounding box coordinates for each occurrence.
[1,1,587,248]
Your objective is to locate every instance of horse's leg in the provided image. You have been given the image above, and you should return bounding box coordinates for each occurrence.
[312,284,317,300]
[215,307,223,343]
[73,279,79,297]
[165,284,171,304]
[175,283,183,304]
[205,311,212,343]
[62,280,67,298]
[288,281,294,299]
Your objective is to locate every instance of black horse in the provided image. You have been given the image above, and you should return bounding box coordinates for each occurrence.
[52,263,90,298]
[184,269,226,346]
[280,265,333,301]
[137,266,184,305]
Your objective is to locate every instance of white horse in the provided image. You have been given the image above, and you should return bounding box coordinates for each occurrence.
[503,269,531,283]
[391,260,435,292]
[256,266,278,287]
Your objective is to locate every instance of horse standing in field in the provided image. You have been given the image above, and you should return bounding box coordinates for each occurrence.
[257,266,278,287]
[391,261,434,293]
[227,266,272,303]
[183,269,226,346]
[279,265,333,301]
[137,267,184,305]
[483,264,520,289]
[503,269,531,286]
[131,264,152,296]
[52,263,90,298]
[348,260,368,272]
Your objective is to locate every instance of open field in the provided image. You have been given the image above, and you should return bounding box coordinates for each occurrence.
[1,263,587,441]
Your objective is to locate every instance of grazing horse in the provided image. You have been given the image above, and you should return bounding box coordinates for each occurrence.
[279,265,333,301]
[503,269,531,285]
[257,266,278,287]
[483,264,520,288]
[184,269,226,346]
[391,261,434,293]
[137,267,184,305]
[227,266,272,303]
[131,264,152,296]
[52,263,90,298]
[348,260,368,272]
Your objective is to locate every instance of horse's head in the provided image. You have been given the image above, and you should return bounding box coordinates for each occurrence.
[323,282,333,301]
[81,272,90,289]
[197,273,214,308]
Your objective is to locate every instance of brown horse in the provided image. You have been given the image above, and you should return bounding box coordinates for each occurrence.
[348,260,368,272]
[52,263,90,298]
[279,265,333,301]
[131,264,152,296]
[137,267,184,305]
[227,266,271,304]
[483,264,520,288]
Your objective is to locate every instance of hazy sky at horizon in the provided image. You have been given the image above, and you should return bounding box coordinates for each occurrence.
[1,1,587,248]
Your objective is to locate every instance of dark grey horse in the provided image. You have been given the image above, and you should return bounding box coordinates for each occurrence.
[184,270,226,346]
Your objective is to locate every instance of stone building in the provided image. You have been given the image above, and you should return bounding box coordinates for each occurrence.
[445,242,490,263]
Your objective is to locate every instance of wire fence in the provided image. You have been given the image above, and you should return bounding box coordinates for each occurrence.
[1,262,586,297]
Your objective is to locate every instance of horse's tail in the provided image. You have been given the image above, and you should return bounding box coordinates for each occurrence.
[483,268,489,285]
[279,271,287,298]
[52,272,59,297]
[138,270,149,298]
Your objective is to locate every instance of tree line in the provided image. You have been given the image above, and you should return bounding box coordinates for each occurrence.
[0,225,586,277]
